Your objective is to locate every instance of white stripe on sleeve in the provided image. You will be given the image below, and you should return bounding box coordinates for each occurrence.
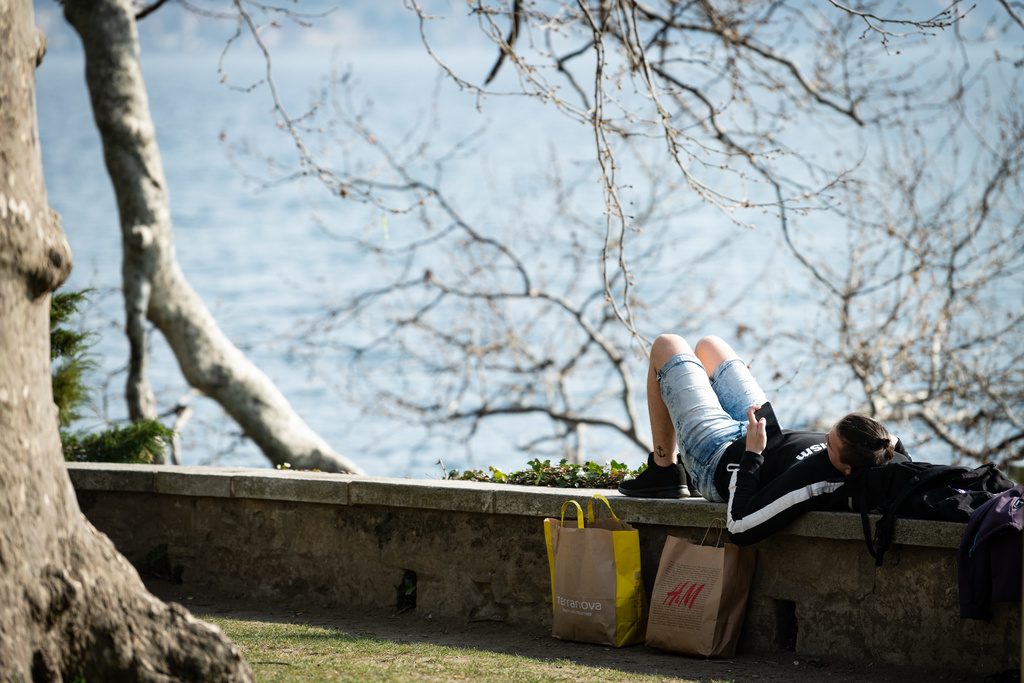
[727,469,845,536]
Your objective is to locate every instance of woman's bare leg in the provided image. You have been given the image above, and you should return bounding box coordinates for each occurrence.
[618,333,695,498]
[648,334,696,466]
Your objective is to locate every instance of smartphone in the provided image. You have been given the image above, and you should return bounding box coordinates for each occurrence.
[753,402,783,449]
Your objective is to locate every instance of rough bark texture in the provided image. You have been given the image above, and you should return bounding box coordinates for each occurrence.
[0,1,254,679]
[62,0,364,475]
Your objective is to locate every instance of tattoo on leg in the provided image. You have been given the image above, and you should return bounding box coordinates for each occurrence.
[656,445,666,459]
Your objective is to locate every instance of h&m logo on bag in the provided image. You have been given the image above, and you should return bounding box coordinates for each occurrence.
[663,582,705,610]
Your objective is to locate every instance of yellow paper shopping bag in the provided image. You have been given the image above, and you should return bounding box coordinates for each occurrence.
[543,494,647,647]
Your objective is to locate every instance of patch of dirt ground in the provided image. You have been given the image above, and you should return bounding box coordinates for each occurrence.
[146,580,1008,683]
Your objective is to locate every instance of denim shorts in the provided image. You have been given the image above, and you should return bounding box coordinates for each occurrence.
[657,353,767,502]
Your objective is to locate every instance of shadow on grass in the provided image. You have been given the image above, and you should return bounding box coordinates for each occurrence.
[144,580,959,683]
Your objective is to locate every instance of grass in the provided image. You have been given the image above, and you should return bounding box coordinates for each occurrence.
[208,617,713,683]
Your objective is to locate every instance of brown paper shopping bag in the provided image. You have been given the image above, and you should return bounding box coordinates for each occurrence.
[645,531,756,657]
[543,494,647,647]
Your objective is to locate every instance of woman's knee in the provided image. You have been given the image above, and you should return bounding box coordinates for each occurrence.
[694,335,740,375]
[694,335,726,354]
[651,334,693,370]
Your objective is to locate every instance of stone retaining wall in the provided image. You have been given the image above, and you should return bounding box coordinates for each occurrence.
[67,463,1020,673]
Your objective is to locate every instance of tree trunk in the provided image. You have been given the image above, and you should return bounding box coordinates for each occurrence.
[62,0,364,474]
[0,1,254,679]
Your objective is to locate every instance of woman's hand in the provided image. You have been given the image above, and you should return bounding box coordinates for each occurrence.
[746,405,767,455]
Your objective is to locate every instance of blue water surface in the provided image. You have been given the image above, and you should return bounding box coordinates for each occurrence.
[36,3,1016,474]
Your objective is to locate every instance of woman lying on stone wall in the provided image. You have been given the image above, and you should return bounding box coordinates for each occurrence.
[618,334,907,545]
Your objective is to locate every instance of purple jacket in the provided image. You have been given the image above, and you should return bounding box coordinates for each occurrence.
[957,484,1023,620]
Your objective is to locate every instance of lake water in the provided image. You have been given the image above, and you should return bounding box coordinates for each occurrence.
[35,9,1011,475]
[38,44,698,476]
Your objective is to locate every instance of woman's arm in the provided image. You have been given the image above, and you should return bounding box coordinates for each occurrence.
[726,453,847,545]
[726,409,845,545]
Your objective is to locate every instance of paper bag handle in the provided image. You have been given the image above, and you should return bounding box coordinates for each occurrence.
[587,494,620,524]
[560,500,585,528]
[700,518,726,547]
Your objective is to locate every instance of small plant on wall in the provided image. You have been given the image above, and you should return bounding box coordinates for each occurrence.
[445,458,641,489]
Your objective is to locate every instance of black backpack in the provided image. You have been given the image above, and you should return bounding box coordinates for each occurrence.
[838,461,1015,566]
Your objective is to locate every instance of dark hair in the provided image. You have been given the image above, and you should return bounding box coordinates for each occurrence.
[835,414,895,470]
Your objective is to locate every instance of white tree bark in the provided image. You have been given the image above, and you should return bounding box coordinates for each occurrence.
[63,0,364,474]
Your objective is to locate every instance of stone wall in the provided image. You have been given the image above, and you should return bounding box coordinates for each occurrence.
[67,463,1020,673]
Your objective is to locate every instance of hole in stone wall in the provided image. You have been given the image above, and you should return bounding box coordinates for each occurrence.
[774,599,798,651]
[396,570,417,613]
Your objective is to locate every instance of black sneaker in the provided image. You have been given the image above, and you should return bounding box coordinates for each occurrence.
[618,453,690,498]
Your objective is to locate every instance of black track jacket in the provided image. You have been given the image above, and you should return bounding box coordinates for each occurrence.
[717,431,909,546]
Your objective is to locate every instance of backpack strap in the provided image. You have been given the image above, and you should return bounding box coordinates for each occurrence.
[838,468,886,564]
[860,481,883,564]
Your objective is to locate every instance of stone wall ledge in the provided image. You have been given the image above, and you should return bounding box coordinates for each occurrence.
[66,462,1019,672]
[65,462,966,549]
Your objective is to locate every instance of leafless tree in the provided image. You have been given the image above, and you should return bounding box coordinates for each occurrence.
[796,102,1024,469]
[60,0,363,473]
[189,1,1024,469]
[212,9,764,466]
[284,111,731,465]
[395,0,1024,468]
